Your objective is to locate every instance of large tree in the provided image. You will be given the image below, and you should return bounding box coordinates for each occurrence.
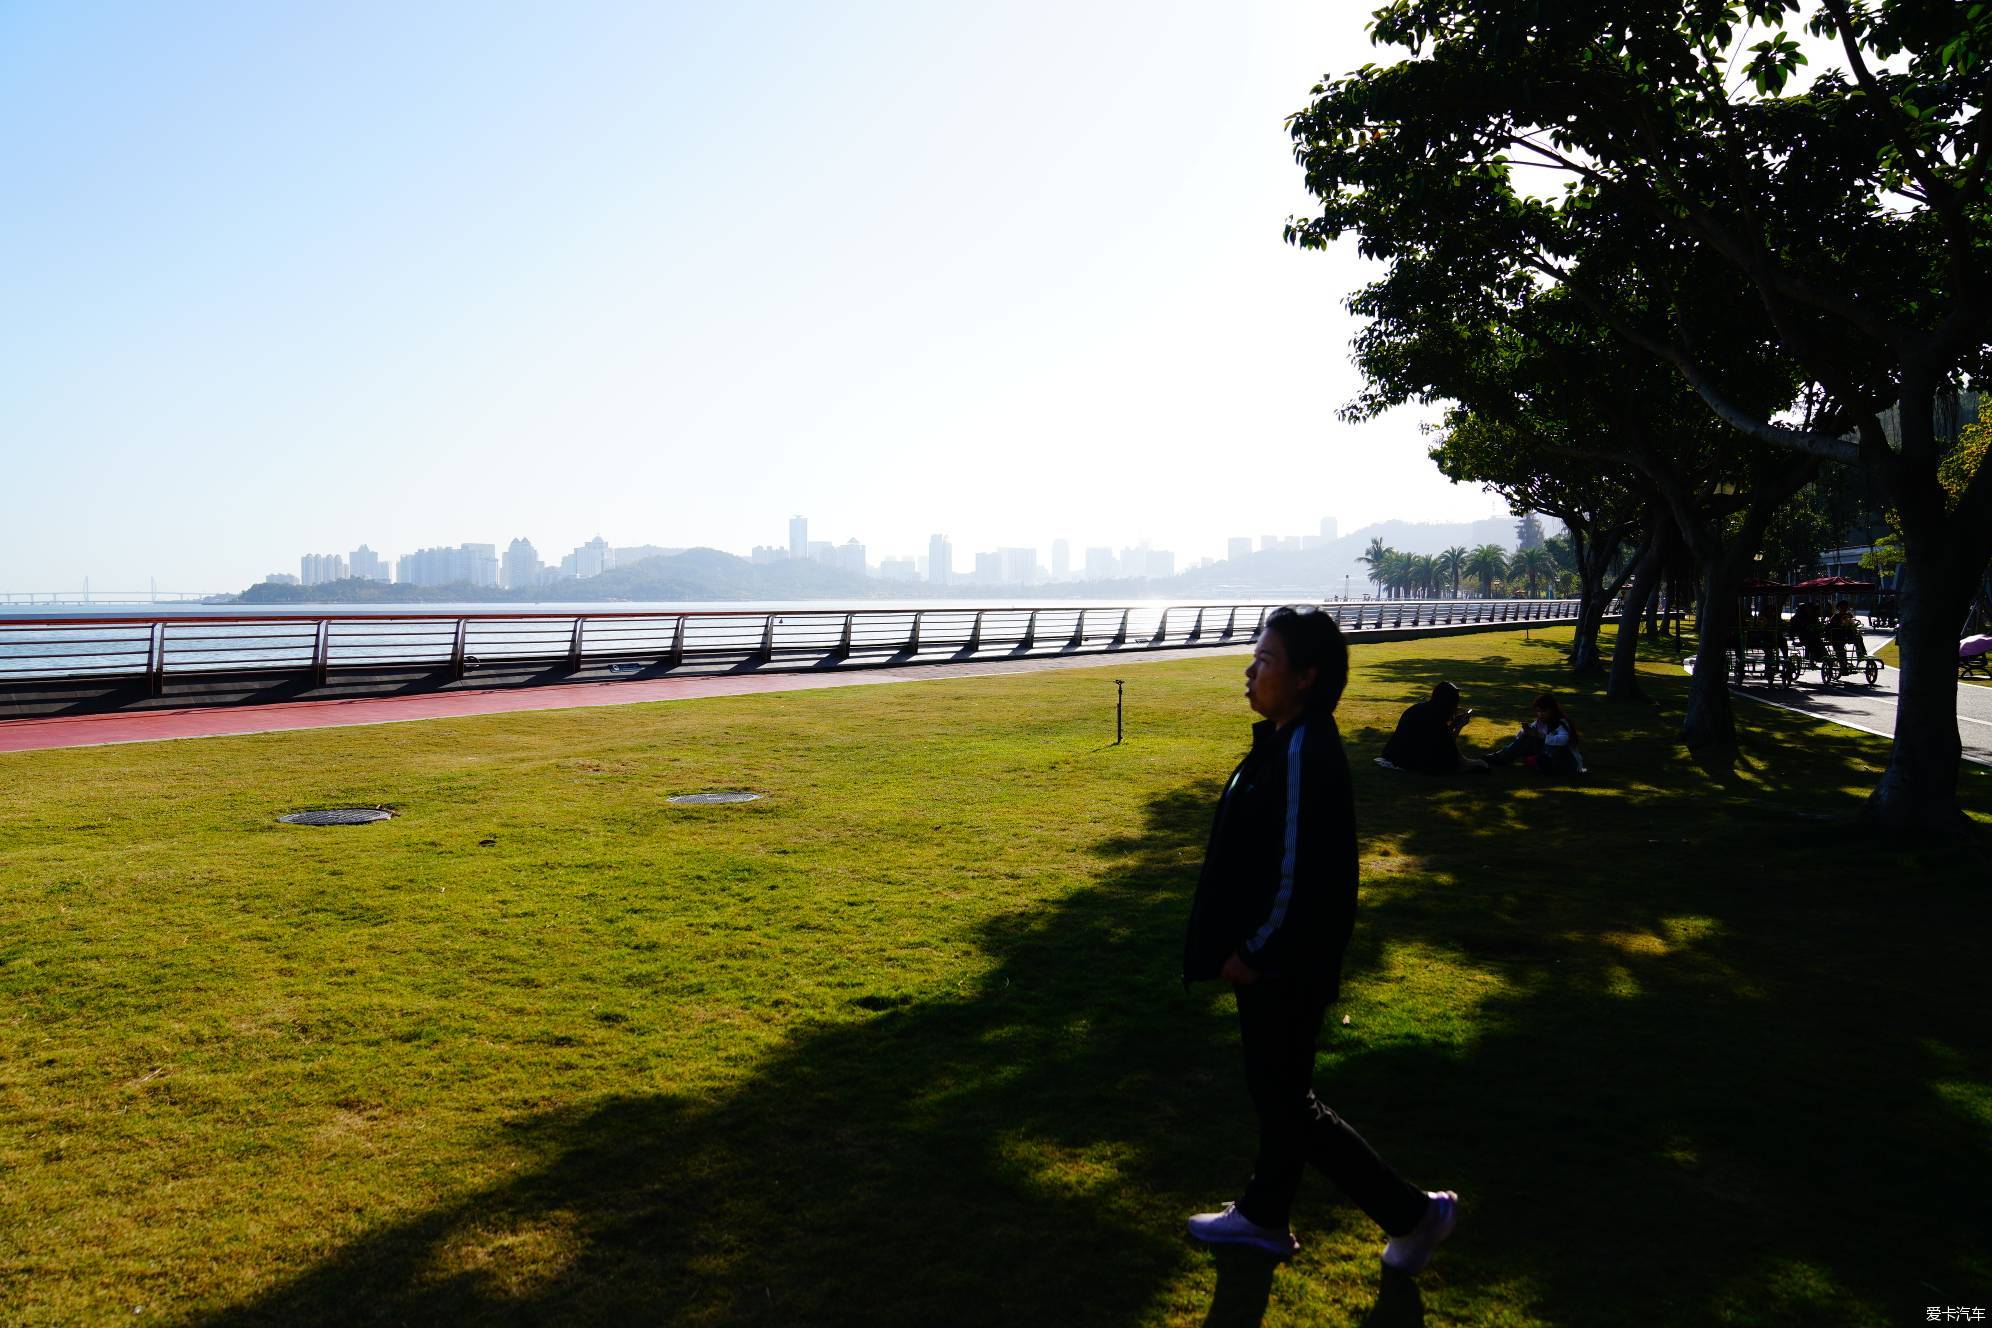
[1286,1,1992,829]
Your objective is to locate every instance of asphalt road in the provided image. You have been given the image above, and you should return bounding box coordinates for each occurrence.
[1725,632,1992,768]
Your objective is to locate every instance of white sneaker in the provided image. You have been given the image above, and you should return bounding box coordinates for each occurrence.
[1186,1202,1299,1258]
[1381,1190,1457,1274]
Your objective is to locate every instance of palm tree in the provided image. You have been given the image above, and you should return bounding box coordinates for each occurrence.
[1508,545,1555,598]
[1465,543,1508,597]
[1359,538,1392,596]
[1411,554,1440,598]
[1436,546,1467,598]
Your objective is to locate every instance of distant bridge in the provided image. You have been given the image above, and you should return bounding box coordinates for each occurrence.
[2,591,226,606]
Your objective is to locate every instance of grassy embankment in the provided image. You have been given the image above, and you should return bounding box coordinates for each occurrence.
[2,627,1987,1327]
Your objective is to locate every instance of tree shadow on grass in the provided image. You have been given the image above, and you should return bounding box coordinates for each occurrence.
[1314,666,1992,1324]
[197,789,1266,1328]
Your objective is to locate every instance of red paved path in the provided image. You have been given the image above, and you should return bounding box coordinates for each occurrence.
[0,647,1252,755]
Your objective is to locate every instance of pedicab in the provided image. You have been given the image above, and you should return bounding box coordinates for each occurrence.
[1726,580,1799,688]
[1786,577,1886,686]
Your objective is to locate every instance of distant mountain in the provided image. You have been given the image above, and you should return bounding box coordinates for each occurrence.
[1170,516,1549,595]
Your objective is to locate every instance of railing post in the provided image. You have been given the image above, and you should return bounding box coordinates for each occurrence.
[667,615,686,667]
[1153,608,1171,645]
[451,619,469,679]
[759,614,776,661]
[1023,609,1038,650]
[1393,602,1404,628]
[1223,606,1237,638]
[1068,609,1086,648]
[568,617,586,670]
[1253,606,1268,638]
[910,611,924,652]
[968,611,984,651]
[147,622,167,697]
[1190,607,1206,642]
[836,612,855,659]
[312,620,330,687]
[1113,609,1130,646]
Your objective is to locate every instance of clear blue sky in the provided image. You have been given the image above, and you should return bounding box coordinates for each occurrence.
[0,1,1509,592]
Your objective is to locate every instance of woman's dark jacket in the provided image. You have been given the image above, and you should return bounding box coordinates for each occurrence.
[1182,714,1359,999]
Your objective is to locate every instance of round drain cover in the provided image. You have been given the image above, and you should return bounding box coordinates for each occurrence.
[667,791,763,805]
[279,808,394,826]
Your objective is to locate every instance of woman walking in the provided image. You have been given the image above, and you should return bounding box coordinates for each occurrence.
[1182,606,1457,1271]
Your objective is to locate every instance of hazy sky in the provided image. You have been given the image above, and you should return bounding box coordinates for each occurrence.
[1,1,1515,592]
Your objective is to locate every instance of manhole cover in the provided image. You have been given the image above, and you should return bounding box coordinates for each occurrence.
[667,791,763,805]
[279,808,395,826]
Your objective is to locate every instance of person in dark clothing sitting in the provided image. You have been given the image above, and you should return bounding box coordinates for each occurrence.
[1380,680,1487,773]
[1182,606,1458,1275]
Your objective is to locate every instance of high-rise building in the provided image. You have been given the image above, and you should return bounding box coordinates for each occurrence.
[878,557,918,581]
[349,545,389,582]
[571,536,613,579]
[1051,539,1070,581]
[299,553,348,586]
[1146,550,1175,578]
[832,539,867,576]
[1227,537,1252,562]
[789,515,808,561]
[264,572,299,586]
[1301,535,1324,551]
[927,535,952,585]
[999,547,1036,586]
[396,543,498,588]
[1320,516,1338,541]
[973,551,1003,585]
[1260,535,1282,552]
[501,538,541,589]
[751,545,786,564]
[807,540,833,563]
[1085,547,1116,580]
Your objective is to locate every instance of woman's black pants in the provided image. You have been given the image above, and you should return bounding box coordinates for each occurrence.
[1233,980,1429,1236]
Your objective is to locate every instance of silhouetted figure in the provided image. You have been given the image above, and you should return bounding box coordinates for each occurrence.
[1182,606,1458,1275]
[1380,680,1484,773]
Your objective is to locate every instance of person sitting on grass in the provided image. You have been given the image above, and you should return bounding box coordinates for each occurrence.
[1484,693,1585,775]
[1379,680,1487,774]
[1182,605,1458,1274]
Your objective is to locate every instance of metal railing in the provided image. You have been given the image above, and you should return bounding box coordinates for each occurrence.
[0,598,1583,694]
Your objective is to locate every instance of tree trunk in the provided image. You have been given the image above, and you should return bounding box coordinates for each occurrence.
[1608,521,1670,702]
[1867,531,1985,832]
[1862,382,1992,833]
[1681,553,1745,749]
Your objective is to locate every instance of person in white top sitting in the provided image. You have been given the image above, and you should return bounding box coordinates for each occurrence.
[1484,693,1584,775]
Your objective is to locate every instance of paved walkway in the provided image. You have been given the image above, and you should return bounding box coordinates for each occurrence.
[1727,633,1992,767]
[0,643,1253,755]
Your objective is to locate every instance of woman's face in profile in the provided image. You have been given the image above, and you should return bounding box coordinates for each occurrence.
[1245,631,1310,721]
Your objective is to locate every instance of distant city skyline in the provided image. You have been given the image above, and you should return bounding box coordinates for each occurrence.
[2,3,1515,594]
[232,512,1397,592]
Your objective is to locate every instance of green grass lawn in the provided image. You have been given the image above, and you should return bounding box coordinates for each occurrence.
[1873,636,1992,686]
[2,628,1987,1327]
